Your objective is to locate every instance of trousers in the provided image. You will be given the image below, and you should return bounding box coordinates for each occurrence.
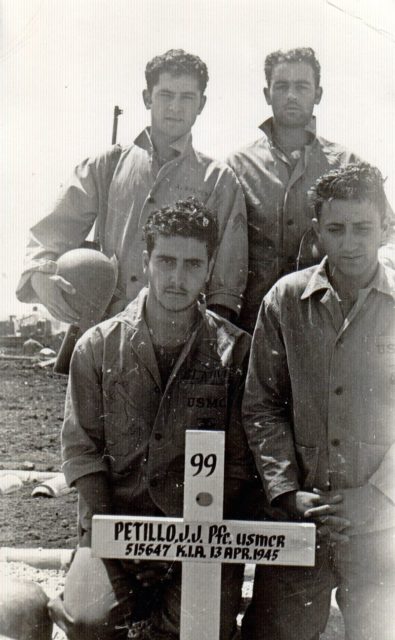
[48,547,243,639]
[241,528,395,640]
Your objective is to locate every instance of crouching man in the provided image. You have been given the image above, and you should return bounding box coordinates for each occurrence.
[242,163,395,639]
[49,198,252,640]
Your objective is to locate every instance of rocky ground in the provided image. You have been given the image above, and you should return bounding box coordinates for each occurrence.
[0,358,344,638]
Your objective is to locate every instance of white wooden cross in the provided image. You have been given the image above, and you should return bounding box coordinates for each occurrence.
[92,430,315,639]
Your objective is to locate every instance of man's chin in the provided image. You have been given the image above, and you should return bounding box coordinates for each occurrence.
[159,297,195,313]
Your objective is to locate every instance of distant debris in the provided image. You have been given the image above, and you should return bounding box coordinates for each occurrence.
[39,347,56,359]
[23,339,43,355]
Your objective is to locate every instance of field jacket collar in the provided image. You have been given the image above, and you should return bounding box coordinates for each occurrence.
[259,116,317,143]
[134,127,192,158]
[301,258,395,302]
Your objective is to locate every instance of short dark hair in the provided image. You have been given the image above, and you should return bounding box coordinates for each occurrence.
[145,49,209,93]
[309,163,387,221]
[265,47,321,87]
[143,197,218,260]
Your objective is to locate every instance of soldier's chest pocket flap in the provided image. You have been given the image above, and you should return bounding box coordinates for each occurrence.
[179,382,228,430]
[364,336,395,390]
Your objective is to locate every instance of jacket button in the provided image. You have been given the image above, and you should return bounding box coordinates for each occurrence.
[150,479,158,488]
[154,432,162,441]
[130,275,137,282]
[147,195,155,204]
[153,386,160,393]
[331,438,340,447]
[286,219,294,226]
[334,386,343,395]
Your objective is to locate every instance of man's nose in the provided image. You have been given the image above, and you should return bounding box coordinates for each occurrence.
[170,263,185,285]
[286,85,297,100]
[342,229,358,250]
[168,95,182,112]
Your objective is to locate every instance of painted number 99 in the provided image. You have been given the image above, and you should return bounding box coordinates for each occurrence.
[190,453,217,477]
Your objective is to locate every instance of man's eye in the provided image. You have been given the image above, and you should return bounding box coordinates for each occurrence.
[189,261,201,268]
[357,227,372,233]
[160,257,175,265]
[327,227,343,234]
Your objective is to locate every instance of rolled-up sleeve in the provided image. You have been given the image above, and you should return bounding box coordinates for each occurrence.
[62,329,108,486]
[206,168,248,316]
[242,291,300,503]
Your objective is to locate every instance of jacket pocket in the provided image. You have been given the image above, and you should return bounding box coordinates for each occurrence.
[295,443,320,490]
[356,441,389,486]
[179,382,228,431]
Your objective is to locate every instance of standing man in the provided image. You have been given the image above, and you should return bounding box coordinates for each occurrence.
[242,164,395,639]
[17,49,247,324]
[49,198,252,640]
[227,47,394,332]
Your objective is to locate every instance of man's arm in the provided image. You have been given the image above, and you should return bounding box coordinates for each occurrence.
[206,167,248,318]
[61,330,109,496]
[242,292,300,502]
[242,291,349,539]
[16,146,121,320]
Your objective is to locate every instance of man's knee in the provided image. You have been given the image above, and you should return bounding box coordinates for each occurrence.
[49,593,127,640]
[0,579,52,640]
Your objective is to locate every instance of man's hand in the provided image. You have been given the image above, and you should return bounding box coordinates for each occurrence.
[277,490,350,542]
[31,272,80,323]
[127,560,175,588]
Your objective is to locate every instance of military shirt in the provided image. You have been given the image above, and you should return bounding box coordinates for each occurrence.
[17,129,248,316]
[227,118,395,330]
[243,260,395,532]
[62,288,252,531]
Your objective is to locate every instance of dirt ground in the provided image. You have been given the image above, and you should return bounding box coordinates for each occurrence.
[0,359,77,549]
[0,357,344,638]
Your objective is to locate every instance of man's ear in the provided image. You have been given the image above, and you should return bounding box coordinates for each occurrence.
[263,87,271,105]
[197,94,207,115]
[312,218,321,240]
[143,89,152,110]
[314,86,323,105]
[142,250,150,274]
[380,217,389,243]
[205,255,215,286]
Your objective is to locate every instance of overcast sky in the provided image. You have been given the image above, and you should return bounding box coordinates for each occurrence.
[1,0,394,317]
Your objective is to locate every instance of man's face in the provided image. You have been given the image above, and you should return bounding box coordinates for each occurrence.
[143,234,210,313]
[143,72,206,142]
[313,199,386,286]
[264,62,322,128]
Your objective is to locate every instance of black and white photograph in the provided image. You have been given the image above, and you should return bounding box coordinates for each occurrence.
[1,1,394,638]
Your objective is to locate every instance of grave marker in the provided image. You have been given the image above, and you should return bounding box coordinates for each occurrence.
[92,430,315,639]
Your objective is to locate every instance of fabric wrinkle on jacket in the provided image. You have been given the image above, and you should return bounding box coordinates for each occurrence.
[242,259,395,534]
[227,117,395,329]
[62,288,252,534]
[17,128,248,317]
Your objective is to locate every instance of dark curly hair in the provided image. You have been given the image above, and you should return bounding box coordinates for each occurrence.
[309,163,387,221]
[265,47,321,87]
[145,49,209,93]
[143,197,218,260]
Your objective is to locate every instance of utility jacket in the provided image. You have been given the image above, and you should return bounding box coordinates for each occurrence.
[17,129,248,317]
[243,260,395,533]
[227,118,395,330]
[62,289,252,531]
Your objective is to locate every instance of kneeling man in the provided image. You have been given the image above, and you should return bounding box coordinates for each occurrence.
[242,163,395,639]
[49,198,251,640]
